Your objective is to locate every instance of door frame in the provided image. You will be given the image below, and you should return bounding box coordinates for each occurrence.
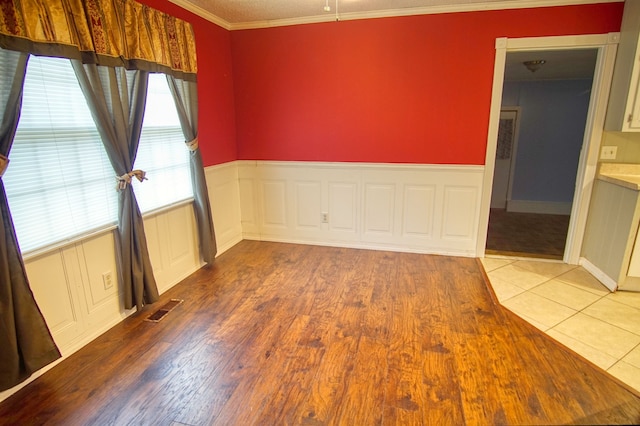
[493,107,521,210]
[476,33,620,264]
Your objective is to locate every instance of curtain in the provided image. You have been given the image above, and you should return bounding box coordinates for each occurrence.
[167,75,217,264]
[0,0,197,81]
[0,48,61,392]
[72,62,159,311]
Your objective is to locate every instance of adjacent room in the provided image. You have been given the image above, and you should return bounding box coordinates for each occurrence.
[2,0,640,424]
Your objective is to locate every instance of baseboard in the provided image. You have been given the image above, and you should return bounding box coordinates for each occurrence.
[244,234,477,258]
[507,199,572,215]
[579,257,617,292]
[216,234,244,256]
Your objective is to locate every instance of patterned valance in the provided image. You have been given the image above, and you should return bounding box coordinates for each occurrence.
[0,0,197,80]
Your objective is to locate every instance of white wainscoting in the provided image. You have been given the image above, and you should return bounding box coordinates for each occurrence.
[0,203,203,402]
[144,203,202,294]
[24,202,202,354]
[236,161,485,256]
[205,161,244,254]
[25,232,124,357]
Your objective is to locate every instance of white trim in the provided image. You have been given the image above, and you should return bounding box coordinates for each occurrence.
[478,33,620,264]
[235,159,484,173]
[169,0,622,31]
[21,224,118,261]
[245,235,479,258]
[506,110,521,204]
[141,198,195,219]
[169,0,231,29]
[504,33,614,50]
[205,160,241,172]
[476,37,508,256]
[565,33,620,264]
[20,197,198,262]
[580,257,617,291]
[501,107,522,208]
[506,200,573,215]
[204,161,244,256]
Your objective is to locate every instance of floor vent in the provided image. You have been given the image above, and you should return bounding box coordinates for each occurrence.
[145,299,184,323]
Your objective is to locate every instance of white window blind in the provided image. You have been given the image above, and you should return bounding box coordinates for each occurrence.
[4,56,118,254]
[3,57,193,255]
[133,73,192,213]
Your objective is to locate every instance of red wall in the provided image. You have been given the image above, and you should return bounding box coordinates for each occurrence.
[139,0,237,166]
[231,3,623,165]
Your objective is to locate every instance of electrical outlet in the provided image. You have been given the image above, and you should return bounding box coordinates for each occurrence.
[601,145,618,160]
[102,271,114,290]
[321,212,329,223]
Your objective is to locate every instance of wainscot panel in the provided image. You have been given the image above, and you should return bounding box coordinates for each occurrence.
[145,203,202,294]
[205,161,244,254]
[236,161,484,256]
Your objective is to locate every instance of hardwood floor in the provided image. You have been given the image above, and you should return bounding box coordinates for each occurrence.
[486,208,570,259]
[2,241,640,425]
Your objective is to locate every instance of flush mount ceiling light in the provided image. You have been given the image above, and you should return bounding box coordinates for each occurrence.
[523,59,546,73]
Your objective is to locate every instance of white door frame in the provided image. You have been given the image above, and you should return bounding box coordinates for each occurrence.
[502,107,521,209]
[477,33,620,263]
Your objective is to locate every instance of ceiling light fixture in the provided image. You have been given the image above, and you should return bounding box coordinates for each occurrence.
[523,59,546,73]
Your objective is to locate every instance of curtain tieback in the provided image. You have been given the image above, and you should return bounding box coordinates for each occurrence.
[185,137,199,152]
[116,170,147,190]
[0,155,8,178]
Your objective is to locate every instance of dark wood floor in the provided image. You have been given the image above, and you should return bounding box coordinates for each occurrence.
[486,208,570,259]
[1,241,640,425]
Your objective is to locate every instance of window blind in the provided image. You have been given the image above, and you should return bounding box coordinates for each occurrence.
[4,56,118,253]
[3,58,193,255]
[134,73,192,213]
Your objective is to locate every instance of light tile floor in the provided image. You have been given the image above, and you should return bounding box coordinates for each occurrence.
[481,256,640,393]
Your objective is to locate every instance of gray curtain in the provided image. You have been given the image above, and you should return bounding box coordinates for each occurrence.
[0,48,61,391]
[166,75,217,264]
[72,62,159,311]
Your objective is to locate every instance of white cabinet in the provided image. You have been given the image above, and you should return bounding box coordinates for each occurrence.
[606,0,640,131]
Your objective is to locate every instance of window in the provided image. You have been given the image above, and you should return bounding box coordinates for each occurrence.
[134,73,192,213]
[3,56,192,254]
[4,56,117,253]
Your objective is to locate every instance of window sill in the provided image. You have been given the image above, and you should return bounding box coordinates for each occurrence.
[22,223,119,262]
[21,198,196,262]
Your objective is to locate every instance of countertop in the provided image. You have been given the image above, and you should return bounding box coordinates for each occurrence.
[597,163,640,191]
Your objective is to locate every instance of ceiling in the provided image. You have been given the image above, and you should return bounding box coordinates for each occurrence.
[169,0,621,30]
[505,49,599,81]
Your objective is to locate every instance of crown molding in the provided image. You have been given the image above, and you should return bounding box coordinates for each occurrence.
[231,15,338,31]
[168,0,231,30]
[170,0,622,31]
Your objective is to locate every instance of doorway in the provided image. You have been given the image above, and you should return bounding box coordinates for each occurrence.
[477,33,619,264]
[486,49,598,259]
[491,108,520,210]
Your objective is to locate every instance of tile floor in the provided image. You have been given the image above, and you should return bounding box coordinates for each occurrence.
[481,256,640,393]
